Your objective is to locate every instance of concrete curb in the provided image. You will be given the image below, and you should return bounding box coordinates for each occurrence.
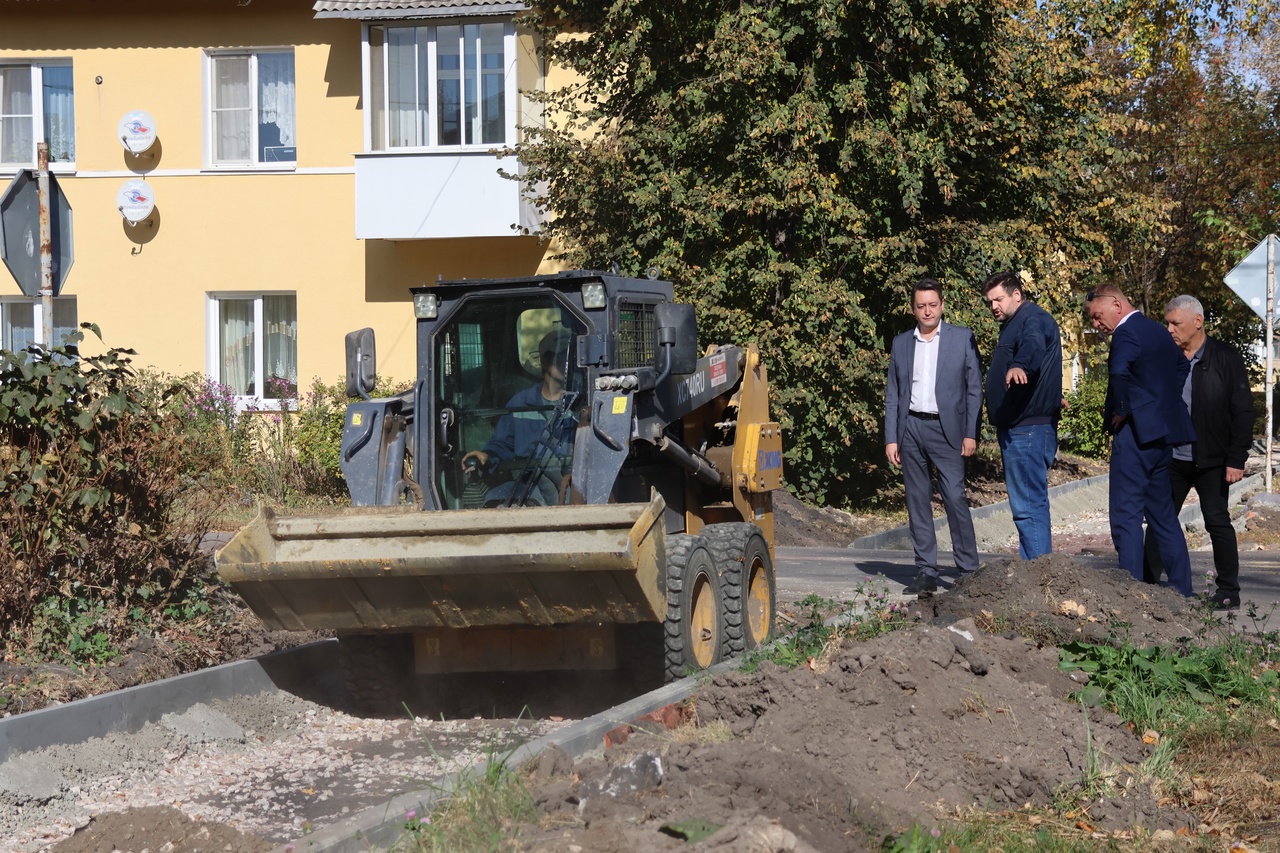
[852,470,1269,554]
[0,640,340,765]
[283,666,737,853]
[1178,472,1264,531]
[851,473,1111,551]
[0,635,720,852]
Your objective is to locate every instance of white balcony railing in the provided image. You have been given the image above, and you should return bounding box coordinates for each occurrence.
[354,150,540,240]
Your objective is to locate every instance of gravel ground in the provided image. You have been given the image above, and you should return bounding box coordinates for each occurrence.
[0,691,567,852]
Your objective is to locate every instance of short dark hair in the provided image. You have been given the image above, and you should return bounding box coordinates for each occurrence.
[982,271,1022,297]
[912,278,944,300]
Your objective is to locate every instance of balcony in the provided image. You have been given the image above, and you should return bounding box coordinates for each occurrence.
[354,150,541,240]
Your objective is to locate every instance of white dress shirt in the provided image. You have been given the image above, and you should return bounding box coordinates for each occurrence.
[909,325,941,414]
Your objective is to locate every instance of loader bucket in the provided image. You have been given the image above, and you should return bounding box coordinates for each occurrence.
[214,494,668,633]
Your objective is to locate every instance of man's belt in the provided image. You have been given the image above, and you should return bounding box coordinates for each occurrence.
[909,411,940,420]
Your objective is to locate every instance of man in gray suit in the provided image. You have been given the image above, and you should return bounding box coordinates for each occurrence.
[885,278,983,596]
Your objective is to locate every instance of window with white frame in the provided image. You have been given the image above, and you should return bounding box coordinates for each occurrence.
[0,297,77,352]
[0,61,75,169]
[206,50,296,167]
[366,21,512,150]
[207,293,298,408]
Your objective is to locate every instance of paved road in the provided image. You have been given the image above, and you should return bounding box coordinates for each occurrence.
[775,546,1280,621]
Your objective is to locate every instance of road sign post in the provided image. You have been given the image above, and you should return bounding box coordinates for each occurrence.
[1270,236,1277,493]
[37,143,54,347]
[1225,233,1279,492]
[0,143,74,348]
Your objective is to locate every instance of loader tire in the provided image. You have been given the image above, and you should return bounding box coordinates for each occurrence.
[664,534,723,682]
[338,633,413,717]
[702,523,776,657]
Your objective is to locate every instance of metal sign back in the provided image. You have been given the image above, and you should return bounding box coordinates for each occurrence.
[0,169,74,297]
[1223,234,1277,320]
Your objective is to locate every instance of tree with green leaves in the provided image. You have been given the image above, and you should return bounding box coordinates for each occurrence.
[1093,11,1279,369]
[513,0,1170,504]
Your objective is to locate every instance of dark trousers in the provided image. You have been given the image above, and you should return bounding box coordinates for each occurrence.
[901,414,979,576]
[1143,459,1240,595]
[1109,424,1192,595]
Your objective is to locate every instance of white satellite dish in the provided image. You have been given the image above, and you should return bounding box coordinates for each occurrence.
[117,110,158,155]
[116,179,156,225]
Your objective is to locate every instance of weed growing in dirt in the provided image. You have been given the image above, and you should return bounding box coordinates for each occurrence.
[883,817,1212,852]
[745,580,917,671]
[1058,629,1280,736]
[392,717,537,852]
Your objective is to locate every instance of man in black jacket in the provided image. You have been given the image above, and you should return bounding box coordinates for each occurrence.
[982,271,1063,559]
[1143,294,1255,608]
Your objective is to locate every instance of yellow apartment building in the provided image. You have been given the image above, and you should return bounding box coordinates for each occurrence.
[1,0,555,409]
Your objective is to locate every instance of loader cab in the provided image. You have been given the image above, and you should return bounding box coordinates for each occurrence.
[431,291,588,509]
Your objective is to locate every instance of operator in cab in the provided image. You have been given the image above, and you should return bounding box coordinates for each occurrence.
[460,329,577,505]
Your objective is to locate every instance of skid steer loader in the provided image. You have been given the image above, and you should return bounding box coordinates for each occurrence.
[216,270,782,712]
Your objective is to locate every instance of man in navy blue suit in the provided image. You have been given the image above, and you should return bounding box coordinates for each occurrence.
[1085,285,1196,595]
[885,278,983,597]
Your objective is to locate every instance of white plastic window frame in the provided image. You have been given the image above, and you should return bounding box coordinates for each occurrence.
[201,47,297,171]
[0,59,76,173]
[361,18,517,153]
[205,291,298,412]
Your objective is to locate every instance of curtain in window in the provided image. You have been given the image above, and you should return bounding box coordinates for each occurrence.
[258,53,295,161]
[213,56,252,162]
[41,66,74,162]
[1,302,35,352]
[219,298,254,396]
[0,67,34,165]
[387,27,427,147]
[263,295,297,399]
[51,297,77,348]
[370,26,386,151]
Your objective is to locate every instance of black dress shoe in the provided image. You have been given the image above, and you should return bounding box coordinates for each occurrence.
[905,573,939,598]
[1211,591,1239,610]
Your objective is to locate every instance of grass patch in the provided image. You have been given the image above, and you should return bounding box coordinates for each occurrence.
[881,812,1222,852]
[391,725,536,852]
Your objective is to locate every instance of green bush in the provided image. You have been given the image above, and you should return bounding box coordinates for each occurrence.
[1058,369,1110,459]
[0,326,221,661]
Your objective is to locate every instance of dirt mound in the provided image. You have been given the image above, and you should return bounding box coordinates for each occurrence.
[932,554,1201,648]
[48,806,271,853]
[513,557,1203,851]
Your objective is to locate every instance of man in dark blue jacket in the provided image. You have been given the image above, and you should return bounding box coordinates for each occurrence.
[1143,295,1254,608]
[1086,285,1196,596]
[982,271,1063,559]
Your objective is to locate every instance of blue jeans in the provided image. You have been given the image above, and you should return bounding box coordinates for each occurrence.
[998,424,1057,560]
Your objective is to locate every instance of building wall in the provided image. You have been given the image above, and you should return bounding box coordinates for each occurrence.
[1,0,550,389]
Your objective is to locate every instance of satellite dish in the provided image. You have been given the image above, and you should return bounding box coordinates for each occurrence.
[116,179,155,225]
[117,110,158,155]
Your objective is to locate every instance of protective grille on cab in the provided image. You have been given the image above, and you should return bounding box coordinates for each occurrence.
[616,301,656,369]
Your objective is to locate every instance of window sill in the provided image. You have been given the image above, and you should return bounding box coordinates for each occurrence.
[234,398,297,414]
[202,164,298,174]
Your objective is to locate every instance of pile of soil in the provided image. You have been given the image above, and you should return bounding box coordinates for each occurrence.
[511,555,1212,851]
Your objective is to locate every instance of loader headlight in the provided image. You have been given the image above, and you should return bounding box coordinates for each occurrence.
[582,282,607,310]
[414,292,439,319]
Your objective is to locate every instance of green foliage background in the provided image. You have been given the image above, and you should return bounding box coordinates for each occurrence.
[513,0,1277,502]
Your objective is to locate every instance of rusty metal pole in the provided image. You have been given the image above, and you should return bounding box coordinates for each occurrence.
[1269,233,1277,493]
[36,142,54,349]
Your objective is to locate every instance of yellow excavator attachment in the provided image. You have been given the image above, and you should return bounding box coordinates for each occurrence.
[215,493,668,634]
